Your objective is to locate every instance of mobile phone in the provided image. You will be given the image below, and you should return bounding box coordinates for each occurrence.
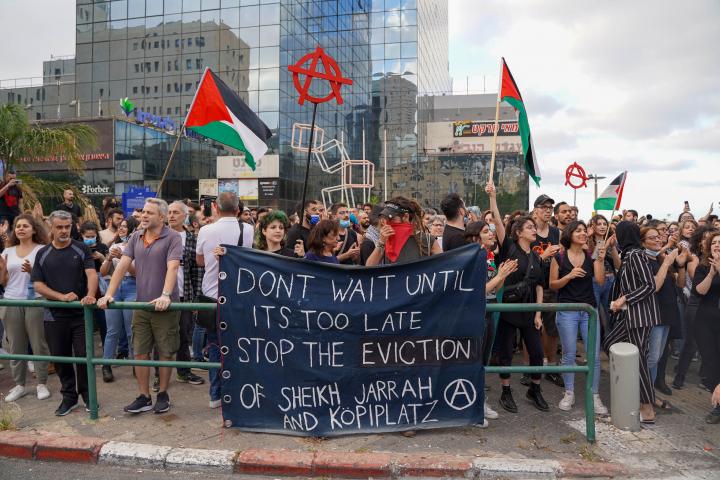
[203,198,212,217]
[684,200,690,208]
[15,179,22,185]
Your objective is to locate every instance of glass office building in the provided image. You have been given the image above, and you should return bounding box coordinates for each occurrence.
[3,0,451,209]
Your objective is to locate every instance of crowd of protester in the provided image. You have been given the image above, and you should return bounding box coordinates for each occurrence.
[1,185,719,428]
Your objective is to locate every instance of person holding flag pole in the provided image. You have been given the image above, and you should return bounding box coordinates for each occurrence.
[488,58,541,187]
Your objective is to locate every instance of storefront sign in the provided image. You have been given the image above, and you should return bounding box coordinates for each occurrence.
[120,98,175,131]
[258,178,279,205]
[452,121,519,138]
[217,154,279,179]
[122,186,156,217]
[81,184,112,196]
[19,118,115,171]
[218,244,486,436]
[237,179,259,201]
[199,178,219,197]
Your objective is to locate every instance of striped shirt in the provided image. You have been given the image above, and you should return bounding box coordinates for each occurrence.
[611,248,660,328]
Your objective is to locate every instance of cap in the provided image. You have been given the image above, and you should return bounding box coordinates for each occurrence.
[533,194,555,207]
[379,202,408,219]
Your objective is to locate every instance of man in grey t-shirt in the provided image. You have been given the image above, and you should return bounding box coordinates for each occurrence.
[98,198,182,415]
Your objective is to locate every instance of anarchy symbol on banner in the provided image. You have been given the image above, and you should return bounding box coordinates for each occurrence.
[287,46,353,105]
[565,162,589,189]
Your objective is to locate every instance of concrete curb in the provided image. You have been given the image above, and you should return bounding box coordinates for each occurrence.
[0,430,630,478]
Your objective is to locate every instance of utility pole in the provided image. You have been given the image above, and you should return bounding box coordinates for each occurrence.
[588,174,607,203]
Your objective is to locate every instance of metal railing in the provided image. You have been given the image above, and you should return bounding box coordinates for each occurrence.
[0,300,598,442]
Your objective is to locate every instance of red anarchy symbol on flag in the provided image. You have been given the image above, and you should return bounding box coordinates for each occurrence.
[565,162,588,189]
[288,46,353,105]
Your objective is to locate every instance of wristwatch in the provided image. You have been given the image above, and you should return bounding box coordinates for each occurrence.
[161,291,172,298]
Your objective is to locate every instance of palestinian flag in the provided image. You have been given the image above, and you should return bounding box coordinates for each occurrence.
[500,58,540,186]
[594,171,628,211]
[185,68,272,170]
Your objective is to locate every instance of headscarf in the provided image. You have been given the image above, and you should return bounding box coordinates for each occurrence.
[615,220,642,258]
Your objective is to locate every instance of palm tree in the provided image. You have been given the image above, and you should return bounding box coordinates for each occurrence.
[0,103,98,221]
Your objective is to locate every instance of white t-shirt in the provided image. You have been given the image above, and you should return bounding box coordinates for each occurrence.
[3,245,43,299]
[196,217,254,299]
[176,230,187,297]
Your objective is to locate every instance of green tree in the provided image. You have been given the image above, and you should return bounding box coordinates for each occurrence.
[0,103,98,220]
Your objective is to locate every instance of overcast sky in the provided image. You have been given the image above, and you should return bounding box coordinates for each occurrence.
[2,0,718,219]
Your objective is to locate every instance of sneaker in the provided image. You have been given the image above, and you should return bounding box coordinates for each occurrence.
[526,383,550,412]
[4,385,27,402]
[209,399,222,409]
[85,403,100,412]
[484,400,499,419]
[124,394,153,413]
[36,384,51,400]
[475,419,489,428]
[545,373,565,388]
[672,374,685,390]
[154,391,170,414]
[177,372,205,385]
[593,394,608,415]
[152,376,160,392]
[102,365,114,383]
[499,387,518,413]
[55,398,80,416]
[558,391,575,411]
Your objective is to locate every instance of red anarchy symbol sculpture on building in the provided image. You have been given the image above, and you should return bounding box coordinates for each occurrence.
[565,162,589,189]
[288,46,353,105]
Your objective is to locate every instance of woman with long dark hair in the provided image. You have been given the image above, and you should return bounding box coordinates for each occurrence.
[673,225,717,389]
[588,214,621,334]
[692,231,720,423]
[604,221,661,423]
[494,214,547,414]
[550,220,608,415]
[0,214,51,402]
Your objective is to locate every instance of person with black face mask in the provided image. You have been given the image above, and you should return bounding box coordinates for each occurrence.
[286,199,322,253]
[603,221,662,424]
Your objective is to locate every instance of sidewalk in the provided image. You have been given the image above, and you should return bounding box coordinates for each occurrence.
[1,338,718,478]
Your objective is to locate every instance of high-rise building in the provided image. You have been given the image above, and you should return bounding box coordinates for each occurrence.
[1,0,452,210]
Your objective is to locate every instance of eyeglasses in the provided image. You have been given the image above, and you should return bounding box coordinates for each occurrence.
[536,205,553,211]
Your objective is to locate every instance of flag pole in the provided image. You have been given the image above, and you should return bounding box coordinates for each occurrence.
[488,58,504,183]
[383,128,388,201]
[157,68,210,198]
[603,171,627,241]
[300,101,319,216]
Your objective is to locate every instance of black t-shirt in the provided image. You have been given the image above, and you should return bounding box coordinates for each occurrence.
[31,240,95,319]
[442,224,467,252]
[88,241,110,271]
[692,265,720,319]
[286,224,311,251]
[498,237,542,325]
[270,247,297,258]
[649,259,680,327]
[555,250,597,306]
[56,202,83,218]
[532,225,560,289]
[359,238,376,266]
[337,228,359,265]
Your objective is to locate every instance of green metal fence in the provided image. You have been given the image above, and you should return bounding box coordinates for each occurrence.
[0,299,598,442]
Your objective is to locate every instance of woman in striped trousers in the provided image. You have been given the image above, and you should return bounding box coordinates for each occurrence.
[603,221,661,424]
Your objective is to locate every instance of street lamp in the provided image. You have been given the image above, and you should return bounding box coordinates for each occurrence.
[69,99,80,118]
[588,174,607,203]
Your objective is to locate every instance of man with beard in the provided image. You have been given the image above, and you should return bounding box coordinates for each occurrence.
[554,202,574,232]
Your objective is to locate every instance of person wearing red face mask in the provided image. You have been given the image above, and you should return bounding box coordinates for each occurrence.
[365,197,442,266]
